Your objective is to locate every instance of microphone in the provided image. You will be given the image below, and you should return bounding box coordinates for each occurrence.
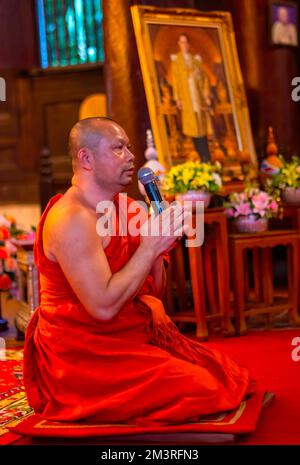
[138,167,165,215]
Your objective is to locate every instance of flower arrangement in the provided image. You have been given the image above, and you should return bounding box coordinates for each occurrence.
[163,161,222,195]
[0,214,35,298]
[225,187,279,219]
[265,156,300,203]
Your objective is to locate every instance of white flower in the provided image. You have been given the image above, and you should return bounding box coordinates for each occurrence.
[212,173,222,187]
[0,215,11,228]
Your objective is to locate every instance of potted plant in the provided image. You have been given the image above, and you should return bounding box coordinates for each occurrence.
[266,156,300,206]
[163,161,222,208]
[224,187,279,233]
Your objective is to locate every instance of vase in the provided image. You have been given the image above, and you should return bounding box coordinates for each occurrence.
[175,190,212,209]
[234,214,268,233]
[282,187,300,206]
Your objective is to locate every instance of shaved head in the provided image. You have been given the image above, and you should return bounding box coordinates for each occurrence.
[68,117,135,192]
[68,117,120,171]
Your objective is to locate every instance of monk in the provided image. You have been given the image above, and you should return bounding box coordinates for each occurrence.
[24,117,253,425]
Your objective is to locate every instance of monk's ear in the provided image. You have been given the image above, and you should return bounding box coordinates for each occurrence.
[77,148,93,171]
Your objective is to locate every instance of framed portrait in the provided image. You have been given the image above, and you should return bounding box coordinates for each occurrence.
[269,1,298,47]
[131,6,258,187]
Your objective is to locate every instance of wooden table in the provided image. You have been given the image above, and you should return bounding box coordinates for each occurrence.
[229,229,300,334]
[165,208,234,340]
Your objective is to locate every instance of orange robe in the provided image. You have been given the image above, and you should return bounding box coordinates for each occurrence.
[24,194,252,425]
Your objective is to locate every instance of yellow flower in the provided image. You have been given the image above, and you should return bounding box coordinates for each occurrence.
[182,168,194,185]
[282,165,299,187]
[165,161,221,193]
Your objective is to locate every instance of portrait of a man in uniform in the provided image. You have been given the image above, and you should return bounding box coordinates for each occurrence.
[132,8,258,178]
[171,33,212,162]
[149,24,239,164]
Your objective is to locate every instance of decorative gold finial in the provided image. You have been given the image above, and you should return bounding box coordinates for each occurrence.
[266,126,279,158]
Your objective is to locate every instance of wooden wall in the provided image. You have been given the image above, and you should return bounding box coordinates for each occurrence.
[0,0,300,204]
[0,0,38,202]
[25,65,105,200]
[0,0,105,204]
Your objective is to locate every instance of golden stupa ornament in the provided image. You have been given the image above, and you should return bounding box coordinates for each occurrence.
[261,126,283,176]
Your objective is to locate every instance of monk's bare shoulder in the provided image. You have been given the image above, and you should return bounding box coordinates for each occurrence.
[43,194,100,262]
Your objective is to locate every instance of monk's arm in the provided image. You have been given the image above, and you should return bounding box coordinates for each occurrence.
[48,206,184,321]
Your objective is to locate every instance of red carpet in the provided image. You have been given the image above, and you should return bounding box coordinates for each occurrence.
[1,330,300,444]
[204,329,300,444]
[0,349,33,445]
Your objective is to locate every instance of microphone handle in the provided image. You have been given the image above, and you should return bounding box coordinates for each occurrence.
[144,180,164,215]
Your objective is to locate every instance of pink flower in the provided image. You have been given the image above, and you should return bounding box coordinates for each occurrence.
[252,192,269,208]
[252,192,270,216]
[225,208,235,218]
[239,193,247,202]
[25,231,36,241]
[269,200,278,212]
[235,202,252,217]
[4,240,17,255]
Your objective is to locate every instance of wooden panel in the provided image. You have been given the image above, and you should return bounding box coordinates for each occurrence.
[0,62,104,204]
[28,65,105,204]
[0,0,39,203]
[43,102,78,179]
[0,0,38,69]
[0,147,18,173]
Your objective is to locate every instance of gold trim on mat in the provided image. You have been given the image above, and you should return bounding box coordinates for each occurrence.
[188,400,246,426]
[33,400,246,429]
[34,420,137,429]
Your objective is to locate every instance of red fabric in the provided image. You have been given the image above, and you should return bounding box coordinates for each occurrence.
[23,194,259,426]
[9,391,266,439]
[0,432,21,445]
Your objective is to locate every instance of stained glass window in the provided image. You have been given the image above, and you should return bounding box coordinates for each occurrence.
[36,0,104,68]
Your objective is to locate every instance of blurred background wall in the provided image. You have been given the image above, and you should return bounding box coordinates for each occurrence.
[0,0,299,204]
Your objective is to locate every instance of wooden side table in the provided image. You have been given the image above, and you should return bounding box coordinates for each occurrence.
[165,208,234,339]
[203,208,234,336]
[229,229,300,334]
[15,248,39,336]
[164,238,208,340]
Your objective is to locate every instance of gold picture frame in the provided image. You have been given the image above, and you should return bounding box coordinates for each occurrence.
[131,6,258,187]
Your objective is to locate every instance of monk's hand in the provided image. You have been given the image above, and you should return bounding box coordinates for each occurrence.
[140,204,191,259]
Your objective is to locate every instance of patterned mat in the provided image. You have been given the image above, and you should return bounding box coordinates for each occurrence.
[0,349,33,443]
[0,347,272,444]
